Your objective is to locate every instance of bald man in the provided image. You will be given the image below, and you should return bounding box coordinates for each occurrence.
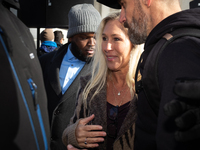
[96,0,200,150]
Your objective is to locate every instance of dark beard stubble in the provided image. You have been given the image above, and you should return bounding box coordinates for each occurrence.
[124,1,148,45]
[70,42,92,63]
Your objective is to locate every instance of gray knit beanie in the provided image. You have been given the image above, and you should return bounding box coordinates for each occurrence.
[67,3,101,38]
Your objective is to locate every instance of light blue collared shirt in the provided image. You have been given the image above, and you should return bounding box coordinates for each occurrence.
[59,44,85,94]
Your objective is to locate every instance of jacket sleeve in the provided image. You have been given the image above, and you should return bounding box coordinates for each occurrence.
[62,86,86,148]
[156,36,200,149]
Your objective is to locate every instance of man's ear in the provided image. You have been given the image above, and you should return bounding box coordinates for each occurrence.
[68,37,72,42]
[143,0,152,7]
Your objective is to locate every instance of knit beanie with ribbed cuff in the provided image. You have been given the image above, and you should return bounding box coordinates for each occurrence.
[67,3,101,38]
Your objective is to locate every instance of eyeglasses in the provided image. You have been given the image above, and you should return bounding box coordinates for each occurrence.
[107,106,118,139]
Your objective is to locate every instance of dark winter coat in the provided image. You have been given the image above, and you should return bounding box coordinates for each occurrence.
[62,75,138,150]
[135,8,200,150]
[39,43,91,150]
[0,1,50,149]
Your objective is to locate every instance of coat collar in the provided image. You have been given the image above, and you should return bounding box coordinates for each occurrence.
[48,42,92,101]
[88,83,137,137]
[48,43,69,96]
[117,95,137,139]
[81,75,137,146]
[60,63,91,102]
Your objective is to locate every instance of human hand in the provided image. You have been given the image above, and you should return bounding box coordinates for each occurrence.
[67,144,87,150]
[164,78,200,141]
[75,114,106,148]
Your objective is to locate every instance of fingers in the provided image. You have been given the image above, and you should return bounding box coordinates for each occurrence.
[164,100,187,117]
[164,100,199,129]
[164,79,200,142]
[84,124,103,132]
[175,108,199,129]
[175,124,200,141]
[67,144,88,150]
[79,114,95,125]
[164,100,200,141]
[75,114,107,148]
[79,137,105,148]
[76,129,106,148]
[76,114,104,137]
[174,79,200,104]
[76,127,106,138]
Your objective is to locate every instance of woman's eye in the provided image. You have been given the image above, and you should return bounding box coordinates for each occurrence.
[114,38,120,41]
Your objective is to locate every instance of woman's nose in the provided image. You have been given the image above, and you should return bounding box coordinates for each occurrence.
[104,42,112,53]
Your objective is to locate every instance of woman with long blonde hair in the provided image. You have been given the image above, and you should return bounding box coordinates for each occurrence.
[62,12,143,150]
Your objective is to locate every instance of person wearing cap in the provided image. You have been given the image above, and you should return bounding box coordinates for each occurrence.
[54,30,64,49]
[39,3,101,150]
[37,28,57,57]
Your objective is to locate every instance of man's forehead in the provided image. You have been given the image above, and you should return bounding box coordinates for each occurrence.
[80,33,95,36]
[74,33,95,37]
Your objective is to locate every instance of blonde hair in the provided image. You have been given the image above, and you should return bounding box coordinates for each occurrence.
[82,12,143,107]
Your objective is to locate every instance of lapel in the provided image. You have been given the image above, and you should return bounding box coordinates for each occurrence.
[88,82,107,150]
[86,79,137,141]
[117,94,137,139]
[89,83,108,130]
[60,62,91,102]
[88,83,137,137]
[48,43,69,96]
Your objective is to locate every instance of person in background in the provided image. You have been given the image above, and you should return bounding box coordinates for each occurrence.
[97,0,200,149]
[54,30,64,49]
[62,12,143,150]
[0,0,50,149]
[39,3,101,150]
[37,28,57,57]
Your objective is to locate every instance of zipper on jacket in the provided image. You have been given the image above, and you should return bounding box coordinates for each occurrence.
[27,78,48,150]
[0,27,48,150]
[27,78,38,110]
[0,28,40,150]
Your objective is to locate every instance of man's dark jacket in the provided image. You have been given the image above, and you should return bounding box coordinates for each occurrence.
[39,43,91,150]
[135,8,200,150]
[0,0,50,149]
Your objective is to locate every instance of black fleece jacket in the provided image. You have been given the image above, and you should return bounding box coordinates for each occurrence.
[135,8,200,150]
